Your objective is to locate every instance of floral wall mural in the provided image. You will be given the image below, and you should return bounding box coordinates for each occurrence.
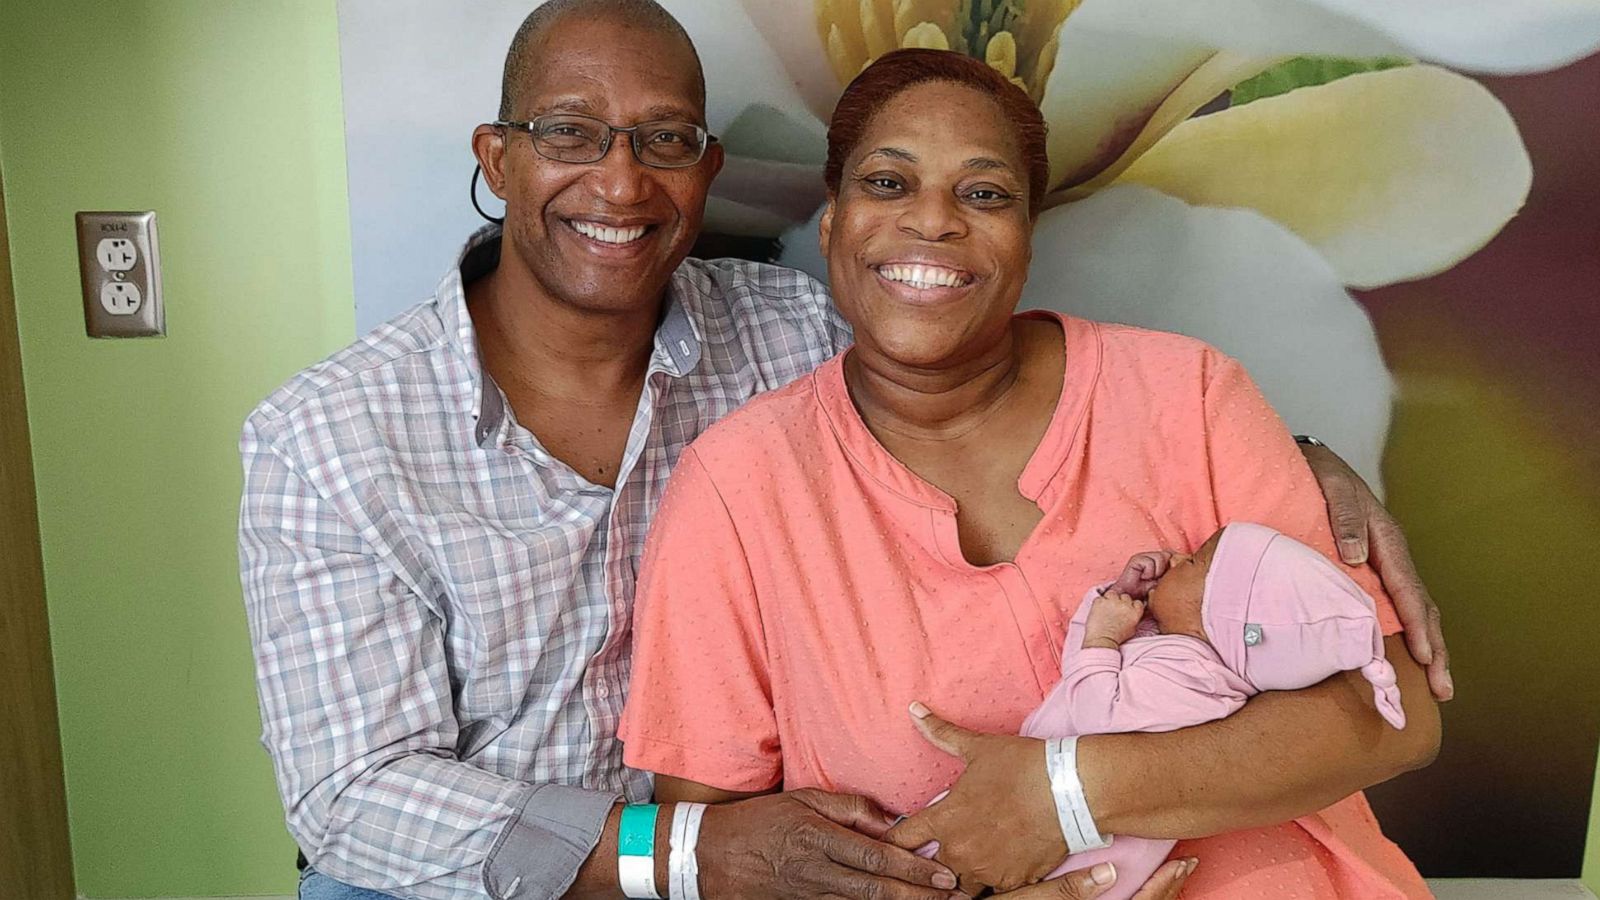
[337,0,1600,876]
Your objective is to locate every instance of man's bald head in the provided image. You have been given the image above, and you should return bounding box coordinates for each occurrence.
[498,0,706,121]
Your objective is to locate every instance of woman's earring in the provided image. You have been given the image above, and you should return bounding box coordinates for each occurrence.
[471,164,505,225]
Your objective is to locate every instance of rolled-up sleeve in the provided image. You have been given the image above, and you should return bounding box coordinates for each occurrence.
[617,447,782,793]
[239,415,616,900]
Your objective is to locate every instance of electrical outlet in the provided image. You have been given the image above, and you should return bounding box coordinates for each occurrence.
[96,238,138,272]
[100,282,143,315]
[76,211,164,338]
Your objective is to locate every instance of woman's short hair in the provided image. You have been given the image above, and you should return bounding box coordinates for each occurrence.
[824,48,1051,215]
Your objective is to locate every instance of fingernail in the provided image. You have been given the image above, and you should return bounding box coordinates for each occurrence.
[909,701,931,718]
[1184,857,1200,876]
[1339,538,1366,564]
[1442,671,1455,699]
[933,872,957,890]
[1091,863,1116,885]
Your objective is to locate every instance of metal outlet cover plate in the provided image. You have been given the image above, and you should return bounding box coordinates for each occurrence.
[76,210,165,338]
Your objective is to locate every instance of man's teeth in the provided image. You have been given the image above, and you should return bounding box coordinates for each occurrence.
[569,221,648,244]
[878,264,970,289]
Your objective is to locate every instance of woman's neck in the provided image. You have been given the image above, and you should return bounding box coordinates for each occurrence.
[845,324,1025,443]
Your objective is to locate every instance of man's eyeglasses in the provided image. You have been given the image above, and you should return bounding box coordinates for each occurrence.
[495,114,717,169]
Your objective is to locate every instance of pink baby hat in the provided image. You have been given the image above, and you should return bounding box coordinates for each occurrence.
[1202,522,1406,729]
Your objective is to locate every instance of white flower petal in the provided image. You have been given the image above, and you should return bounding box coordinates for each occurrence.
[734,0,842,122]
[1115,65,1531,289]
[1037,15,1218,189]
[1062,0,1600,74]
[656,0,828,137]
[1022,184,1393,489]
[1046,50,1280,200]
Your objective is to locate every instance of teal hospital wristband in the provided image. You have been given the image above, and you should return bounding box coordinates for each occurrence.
[618,803,661,899]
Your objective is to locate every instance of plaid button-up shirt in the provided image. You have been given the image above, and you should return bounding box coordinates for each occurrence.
[239,228,849,899]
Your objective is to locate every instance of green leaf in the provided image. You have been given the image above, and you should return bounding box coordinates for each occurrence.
[1230,56,1413,106]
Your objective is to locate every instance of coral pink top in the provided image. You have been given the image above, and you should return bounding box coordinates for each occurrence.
[620,313,1428,899]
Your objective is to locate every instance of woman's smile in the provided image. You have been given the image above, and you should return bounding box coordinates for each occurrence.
[871,258,978,305]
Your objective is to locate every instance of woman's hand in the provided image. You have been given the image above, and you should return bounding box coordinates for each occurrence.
[696,788,963,900]
[884,704,1065,893]
[1300,441,1453,701]
[994,858,1197,900]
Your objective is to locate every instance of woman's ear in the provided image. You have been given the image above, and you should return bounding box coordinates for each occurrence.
[818,196,836,256]
[471,124,509,200]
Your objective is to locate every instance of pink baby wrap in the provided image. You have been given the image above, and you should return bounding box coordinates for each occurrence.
[923,523,1406,898]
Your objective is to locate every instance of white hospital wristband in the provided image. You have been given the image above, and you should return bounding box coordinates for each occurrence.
[668,802,708,900]
[1045,737,1111,853]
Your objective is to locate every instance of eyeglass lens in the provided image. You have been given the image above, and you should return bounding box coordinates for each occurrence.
[533,115,705,168]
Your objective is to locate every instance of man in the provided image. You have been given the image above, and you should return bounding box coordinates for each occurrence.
[239,2,1449,899]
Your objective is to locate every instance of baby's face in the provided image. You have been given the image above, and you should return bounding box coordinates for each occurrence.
[1147,528,1225,635]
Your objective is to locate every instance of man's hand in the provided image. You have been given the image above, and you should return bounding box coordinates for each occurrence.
[1082,590,1144,651]
[1109,551,1175,598]
[994,859,1197,900]
[697,788,962,900]
[1300,441,1453,701]
[885,704,1064,893]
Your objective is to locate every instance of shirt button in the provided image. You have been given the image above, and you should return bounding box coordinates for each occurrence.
[596,682,610,698]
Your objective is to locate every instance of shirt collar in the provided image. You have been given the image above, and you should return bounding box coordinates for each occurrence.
[434,225,705,448]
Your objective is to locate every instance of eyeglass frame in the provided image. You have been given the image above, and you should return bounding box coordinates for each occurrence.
[494,114,719,169]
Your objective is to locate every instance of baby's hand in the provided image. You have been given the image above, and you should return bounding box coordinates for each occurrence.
[1110,550,1176,598]
[1082,589,1145,650]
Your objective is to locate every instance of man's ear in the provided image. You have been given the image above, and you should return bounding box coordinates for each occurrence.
[471,124,509,200]
[705,139,725,179]
[818,196,836,256]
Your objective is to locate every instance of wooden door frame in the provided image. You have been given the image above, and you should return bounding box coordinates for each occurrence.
[0,161,76,898]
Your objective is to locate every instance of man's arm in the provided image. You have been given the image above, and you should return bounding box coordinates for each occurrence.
[1299,440,1454,701]
[240,417,617,900]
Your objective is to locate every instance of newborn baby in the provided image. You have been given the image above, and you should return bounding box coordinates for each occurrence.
[1018,521,1407,899]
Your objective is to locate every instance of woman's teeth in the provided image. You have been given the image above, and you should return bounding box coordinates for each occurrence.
[569,220,648,244]
[877,264,972,289]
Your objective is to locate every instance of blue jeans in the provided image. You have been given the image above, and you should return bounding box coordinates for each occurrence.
[299,869,403,900]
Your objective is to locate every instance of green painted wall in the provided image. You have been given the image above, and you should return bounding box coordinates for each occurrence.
[1586,763,1600,893]
[0,2,353,895]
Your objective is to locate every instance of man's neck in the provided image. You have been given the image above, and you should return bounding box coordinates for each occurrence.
[468,257,661,399]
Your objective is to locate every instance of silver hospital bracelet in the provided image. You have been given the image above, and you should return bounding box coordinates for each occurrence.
[669,802,708,900]
[1045,737,1112,853]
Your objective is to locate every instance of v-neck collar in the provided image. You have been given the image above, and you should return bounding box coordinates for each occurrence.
[813,310,1102,513]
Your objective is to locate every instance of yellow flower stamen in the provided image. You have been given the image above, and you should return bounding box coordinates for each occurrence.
[902,21,951,50]
[861,0,897,58]
[985,30,1017,78]
[815,0,1080,101]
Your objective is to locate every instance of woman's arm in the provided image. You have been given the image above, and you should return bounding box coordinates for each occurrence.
[1082,633,1439,837]
[654,775,765,805]
[657,777,1199,900]
[886,642,1438,889]
[618,451,962,900]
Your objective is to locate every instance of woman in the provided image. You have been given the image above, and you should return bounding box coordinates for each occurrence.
[619,49,1439,898]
